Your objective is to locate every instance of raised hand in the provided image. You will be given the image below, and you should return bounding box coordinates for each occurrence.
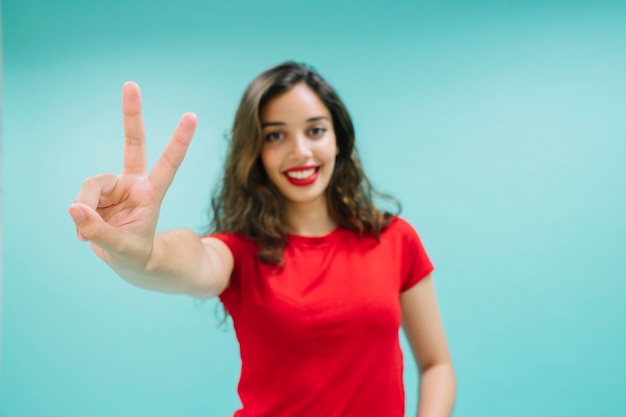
[68,82,198,274]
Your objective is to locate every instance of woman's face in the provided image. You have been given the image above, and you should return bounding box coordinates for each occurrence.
[260,83,338,209]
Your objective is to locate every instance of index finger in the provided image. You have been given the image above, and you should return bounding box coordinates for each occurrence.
[122,81,147,176]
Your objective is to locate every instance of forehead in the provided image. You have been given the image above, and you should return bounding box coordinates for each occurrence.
[261,83,331,122]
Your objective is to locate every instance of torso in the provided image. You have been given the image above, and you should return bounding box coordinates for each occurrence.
[213,217,433,417]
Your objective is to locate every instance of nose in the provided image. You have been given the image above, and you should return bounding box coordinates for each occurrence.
[288,134,313,159]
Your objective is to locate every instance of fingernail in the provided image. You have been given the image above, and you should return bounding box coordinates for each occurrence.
[69,205,87,222]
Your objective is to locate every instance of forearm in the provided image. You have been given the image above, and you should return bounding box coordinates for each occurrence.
[416,363,456,417]
[114,228,214,297]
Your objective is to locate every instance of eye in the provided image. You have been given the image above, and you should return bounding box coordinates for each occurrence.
[310,127,327,137]
[265,131,283,142]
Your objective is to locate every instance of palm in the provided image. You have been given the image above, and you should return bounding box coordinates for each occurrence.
[96,176,158,228]
[70,82,197,270]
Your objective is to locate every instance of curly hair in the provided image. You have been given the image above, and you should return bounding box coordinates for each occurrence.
[210,61,398,264]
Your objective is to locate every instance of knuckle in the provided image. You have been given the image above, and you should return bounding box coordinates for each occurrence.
[82,176,97,187]
[158,153,179,172]
[110,238,131,254]
[81,223,102,241]
[82,174,105,188]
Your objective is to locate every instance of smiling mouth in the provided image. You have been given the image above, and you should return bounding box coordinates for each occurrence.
[285,167,317,179]
[284,166,319,185]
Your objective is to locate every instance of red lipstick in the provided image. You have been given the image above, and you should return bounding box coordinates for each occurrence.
[283,166,319,186]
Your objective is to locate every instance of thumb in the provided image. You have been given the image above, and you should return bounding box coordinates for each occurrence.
[68,203,116,248]
[68,203,89,240]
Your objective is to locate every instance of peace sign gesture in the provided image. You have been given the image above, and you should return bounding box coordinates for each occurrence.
[68,82,198,274]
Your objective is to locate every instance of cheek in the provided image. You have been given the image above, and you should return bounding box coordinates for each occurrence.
[260,149,281,178]
[329,135,339,158]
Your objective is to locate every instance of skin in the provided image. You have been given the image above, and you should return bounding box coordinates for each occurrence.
[260,83,339,236]
[69,82,231,296]
[402,278,457,417]
[69,81,455,416]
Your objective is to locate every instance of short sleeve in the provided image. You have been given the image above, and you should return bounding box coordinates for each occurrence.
[395,218,435,292]
[209,233,243,266]
[206,233,245,313]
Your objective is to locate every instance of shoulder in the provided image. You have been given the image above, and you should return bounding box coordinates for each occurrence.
[386,217,435,291]
[383,215,421,240]
[382,216,431,260]
[207,232,249,246]
[203,232,257,261]
[202,233,259,299]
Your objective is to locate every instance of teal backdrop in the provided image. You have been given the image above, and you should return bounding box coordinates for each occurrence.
[2,1,625,416]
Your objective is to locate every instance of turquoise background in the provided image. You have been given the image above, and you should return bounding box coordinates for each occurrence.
[2,0,626,416]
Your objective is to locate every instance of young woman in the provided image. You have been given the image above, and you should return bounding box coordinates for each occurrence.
[69,62,456,417]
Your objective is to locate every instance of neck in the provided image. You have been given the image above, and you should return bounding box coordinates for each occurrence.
[284,198,337,237]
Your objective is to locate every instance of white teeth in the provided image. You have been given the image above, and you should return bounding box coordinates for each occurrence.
[285,168,316,180]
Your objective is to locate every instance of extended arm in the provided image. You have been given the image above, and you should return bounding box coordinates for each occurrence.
[68,82,232,298]
[401,275,456,417]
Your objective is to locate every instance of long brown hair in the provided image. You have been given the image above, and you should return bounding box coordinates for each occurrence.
[210,61,398,264]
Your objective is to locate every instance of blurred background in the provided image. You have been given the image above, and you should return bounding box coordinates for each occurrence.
[2,0,625,416]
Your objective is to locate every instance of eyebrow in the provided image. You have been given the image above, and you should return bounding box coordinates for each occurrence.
[261,116,330,128]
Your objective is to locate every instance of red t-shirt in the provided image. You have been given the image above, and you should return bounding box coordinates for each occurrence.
[213,216,433,417]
